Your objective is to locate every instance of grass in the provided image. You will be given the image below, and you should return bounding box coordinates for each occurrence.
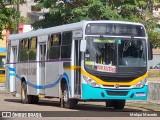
[126,102,160,111]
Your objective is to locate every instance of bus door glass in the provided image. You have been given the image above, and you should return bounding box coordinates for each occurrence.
[39,42,46,94]
[74,39,81,96]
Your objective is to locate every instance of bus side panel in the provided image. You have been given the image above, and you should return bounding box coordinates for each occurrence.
[16,63,37,95]
[45,62,61,97]
[27,62,38,95]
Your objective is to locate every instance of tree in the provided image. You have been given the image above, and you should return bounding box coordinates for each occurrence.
[105,0,160,48]
[32,0,122,29]
[32,0,160,48]
[148,30,160,48]
[0,0,20,39]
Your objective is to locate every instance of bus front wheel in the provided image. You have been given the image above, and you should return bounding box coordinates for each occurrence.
[61,84,78,109]
[113,100,126,110]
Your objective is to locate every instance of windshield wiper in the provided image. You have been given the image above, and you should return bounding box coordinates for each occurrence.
[123,35,134,51]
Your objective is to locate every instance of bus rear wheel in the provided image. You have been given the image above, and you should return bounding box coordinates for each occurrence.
[61,83,78,109]
[21,81,39,104]
[32,96,39,104]
[21,81,32,104]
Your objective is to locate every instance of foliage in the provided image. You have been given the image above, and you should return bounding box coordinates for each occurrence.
[32,0,160,48]
[148,30,160,48]
[0,0,20,39]
[106,0,160,47]
[32,0,159,29]
[32,0,122,29]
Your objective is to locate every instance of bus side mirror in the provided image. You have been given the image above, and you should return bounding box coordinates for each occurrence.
[80,39,86,52]
[148,41,153,60]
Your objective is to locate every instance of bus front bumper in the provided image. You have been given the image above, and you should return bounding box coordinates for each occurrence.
[82,84,148,100]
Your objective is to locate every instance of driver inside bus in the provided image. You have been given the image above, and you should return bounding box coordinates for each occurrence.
[51,34,60,46]
[101,43,115,65]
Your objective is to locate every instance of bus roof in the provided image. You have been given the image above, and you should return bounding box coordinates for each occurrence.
[8,20,145,41]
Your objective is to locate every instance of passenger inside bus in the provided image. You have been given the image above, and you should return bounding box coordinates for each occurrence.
[51,34,60,46]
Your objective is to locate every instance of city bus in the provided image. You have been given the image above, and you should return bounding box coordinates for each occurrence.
[6,20,153,109]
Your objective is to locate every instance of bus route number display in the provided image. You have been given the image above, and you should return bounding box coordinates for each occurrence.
[97,65,116,73]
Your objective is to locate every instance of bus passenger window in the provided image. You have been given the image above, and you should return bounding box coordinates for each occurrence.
[29,37,37,61]
[51,34,61,46]
[19,39,29,62]
[61,31,72,58]
[49,33,61,59]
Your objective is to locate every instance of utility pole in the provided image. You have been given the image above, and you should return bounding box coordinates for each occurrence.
[16,0,20,33]
[13,0,20,34]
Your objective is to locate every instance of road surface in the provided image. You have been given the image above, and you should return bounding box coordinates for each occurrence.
[0,92,160,120]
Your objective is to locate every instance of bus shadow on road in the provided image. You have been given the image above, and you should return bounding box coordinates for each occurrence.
[74,104,143,112]
[4,98,21,103]
[4,98,61,108]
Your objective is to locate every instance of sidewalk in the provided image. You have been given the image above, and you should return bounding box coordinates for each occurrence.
[148,77,160,82]
[127,99,160,104]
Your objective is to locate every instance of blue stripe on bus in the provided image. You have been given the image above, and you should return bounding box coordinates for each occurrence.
[7,67,70,90]
[26,76,62,89]
[9,73,16,76]
[7,66,16,72]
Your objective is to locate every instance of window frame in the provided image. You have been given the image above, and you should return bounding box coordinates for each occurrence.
[48,33,61,60]
[61,31,73,58]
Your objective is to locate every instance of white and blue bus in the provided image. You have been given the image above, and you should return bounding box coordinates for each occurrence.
[6,20,153,109]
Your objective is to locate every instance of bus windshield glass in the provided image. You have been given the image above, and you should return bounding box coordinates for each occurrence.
[84,37,147,73]
[0,56,5,68]
[85,23,145,37]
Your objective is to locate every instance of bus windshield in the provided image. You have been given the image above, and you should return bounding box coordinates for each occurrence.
[84,37,147,73]
[0,56,5,68]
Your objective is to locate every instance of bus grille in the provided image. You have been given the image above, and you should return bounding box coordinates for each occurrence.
[106,91,128,96]
[97,76,136,82]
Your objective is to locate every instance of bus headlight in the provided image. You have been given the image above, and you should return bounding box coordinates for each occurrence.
[134,78,147,88]
[83,75,100,87]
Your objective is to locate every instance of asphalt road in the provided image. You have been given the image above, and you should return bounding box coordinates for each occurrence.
[0,92,154,112]
[0,92,160,120]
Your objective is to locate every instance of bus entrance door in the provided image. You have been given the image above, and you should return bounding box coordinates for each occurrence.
[39,43,46,95]
[74,39,81,97]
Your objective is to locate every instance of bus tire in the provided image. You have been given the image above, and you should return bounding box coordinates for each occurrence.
[21,81,32,104]
[113,100,126,110]
[32,96,39,104]
[61,84,78,109]
[105,100,114,107]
